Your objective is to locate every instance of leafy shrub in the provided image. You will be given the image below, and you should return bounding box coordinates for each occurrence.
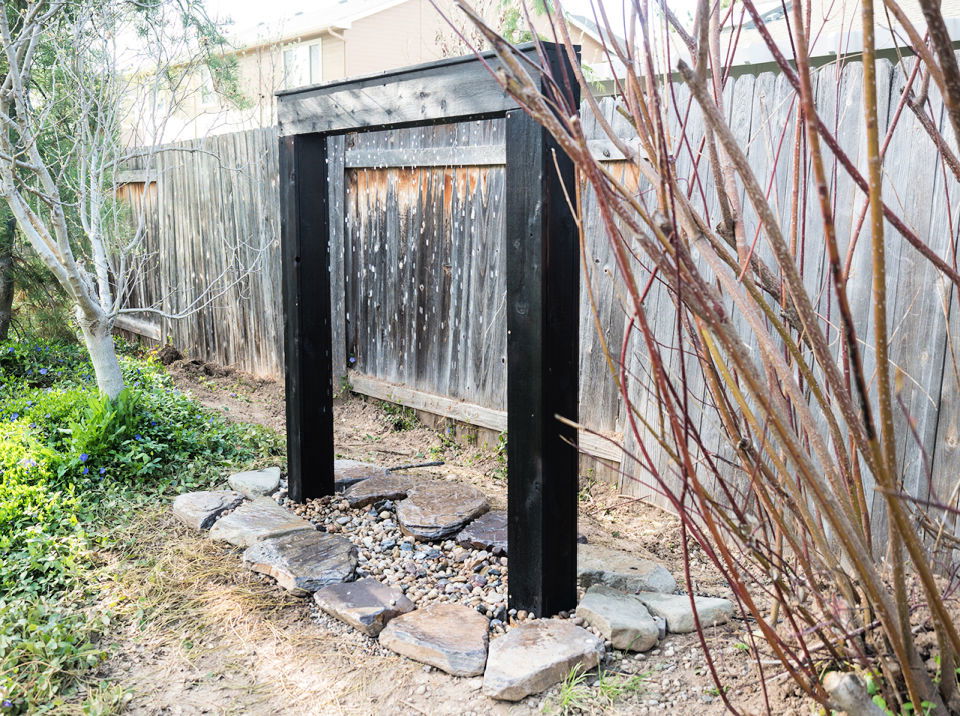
[0,599,108,714]
[0,338,282,712]
[379,400,420,431]
[0,340,89,389]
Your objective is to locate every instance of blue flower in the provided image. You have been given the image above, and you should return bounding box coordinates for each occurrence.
[99,467,106,475]
[82,466,89,475]
[2,698,12,707]
[134,434,143,441]
[6,346,12,353]
[9,413,18,420]
[39,368,48,375]
[79,453,89,462]
[29,423,36,429]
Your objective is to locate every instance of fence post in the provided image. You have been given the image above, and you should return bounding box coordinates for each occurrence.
[504,100,580,616]
[280,134,336,502]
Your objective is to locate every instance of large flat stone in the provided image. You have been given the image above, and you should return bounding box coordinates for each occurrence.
[634,592,734,634]
[172,490,245,530]
[209,496,315,547]
[242,530,357,595]
[379,603,489,676]
[343,474,415,508]
[483,619,604,701]
[457,510,507,554]
[334,459,389,491]
[576,585,660,652]
[577,543,676,594]
[228,466,281,498]
[314,578,415,636]
[396,482,489,540]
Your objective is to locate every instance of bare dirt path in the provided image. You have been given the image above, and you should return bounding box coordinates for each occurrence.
[94,363,804,715]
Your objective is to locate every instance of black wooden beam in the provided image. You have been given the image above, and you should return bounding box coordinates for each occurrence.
[278,44,543,136]
[505,67,580,614]
[280,134,335,502]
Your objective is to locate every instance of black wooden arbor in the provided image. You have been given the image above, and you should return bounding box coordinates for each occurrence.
[278,44,580,616]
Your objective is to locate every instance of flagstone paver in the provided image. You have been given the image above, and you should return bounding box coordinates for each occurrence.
[228,466,281,498]
[243,530,357,595]
[576,585,660,651]
[379,603,489,676]
[634,592,734,634]
[577,543,676,594]
[172,490,245,530]
[314,578,415,636]
[209,496,315,547]
[483,619,604,701]
[335,459,390,492]
[343,474,416,508]
[396,482,488,540]
[457,510,507,554]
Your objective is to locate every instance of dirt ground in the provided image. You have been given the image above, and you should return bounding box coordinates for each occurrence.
[92,361,812,715]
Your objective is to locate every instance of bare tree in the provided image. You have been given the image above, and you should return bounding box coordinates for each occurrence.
[446,0,960,711]
[0,0,259,398]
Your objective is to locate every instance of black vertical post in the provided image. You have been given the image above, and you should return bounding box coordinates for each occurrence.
[280,133,336,502]
[505,69,580,614]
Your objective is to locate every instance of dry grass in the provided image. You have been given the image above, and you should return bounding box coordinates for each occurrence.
[93,508,428,715]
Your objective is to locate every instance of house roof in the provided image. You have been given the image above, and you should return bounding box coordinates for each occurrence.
[565,12,627,49]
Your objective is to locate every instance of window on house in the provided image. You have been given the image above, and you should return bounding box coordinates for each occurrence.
[309,42,322,83]
[283,39,322,89]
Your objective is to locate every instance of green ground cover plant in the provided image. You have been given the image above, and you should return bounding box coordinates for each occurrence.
[0,339,282,714]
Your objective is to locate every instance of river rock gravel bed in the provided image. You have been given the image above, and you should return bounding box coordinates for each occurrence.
[287,493,527,634]
[285,488,646,654]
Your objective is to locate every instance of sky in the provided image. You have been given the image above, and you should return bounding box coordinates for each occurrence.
[200,0,677,37]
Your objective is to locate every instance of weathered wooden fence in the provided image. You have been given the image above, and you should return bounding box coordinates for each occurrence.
[121,127,283,376]
[120,58,960,521]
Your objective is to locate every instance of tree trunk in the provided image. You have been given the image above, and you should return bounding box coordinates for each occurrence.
[0,218,15,341]
[77,311,125,399]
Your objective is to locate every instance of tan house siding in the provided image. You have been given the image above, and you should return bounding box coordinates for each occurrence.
[136,2,616,142]
[341,0,449,77]
[322,34,346,81]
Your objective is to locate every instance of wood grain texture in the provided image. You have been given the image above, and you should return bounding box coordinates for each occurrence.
[343,119,507,408]
[277,46,545,136]
[350,372,620,461]
[122,58,960,542]
[345,144,505,168]
[121,127,282,377]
